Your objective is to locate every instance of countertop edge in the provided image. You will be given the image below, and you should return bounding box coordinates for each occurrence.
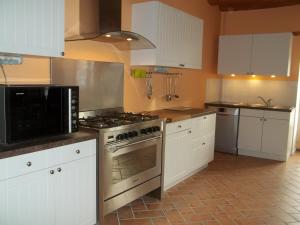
[0,129,98,160]
[205,103,294,112]
[145,109,216,123]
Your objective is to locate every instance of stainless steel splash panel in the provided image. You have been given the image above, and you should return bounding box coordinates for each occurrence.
[51,58,124,111]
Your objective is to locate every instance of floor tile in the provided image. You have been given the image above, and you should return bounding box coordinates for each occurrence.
[104,152,300,225]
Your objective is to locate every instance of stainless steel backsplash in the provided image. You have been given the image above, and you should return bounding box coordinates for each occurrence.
[51,58,124,111]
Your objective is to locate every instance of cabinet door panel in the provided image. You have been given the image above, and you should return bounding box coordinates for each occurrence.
[261,119,289,155]
[238,116,263,152]
[183,15,203,69]
[251,33,292,76]
[0,169,56,225]
[164,130,191,190]
[157,3,182,67]
[56,156,97,225]
[0,0,64,57]
[218,35,252,74]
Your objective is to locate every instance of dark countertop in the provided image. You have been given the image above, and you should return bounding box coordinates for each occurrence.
[144,108,216,123]
[0,128,98,159]
[205,101,295,112]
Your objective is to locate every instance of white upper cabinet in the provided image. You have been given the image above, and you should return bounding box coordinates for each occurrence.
[251,33,293,76]
[0,0,64,57]
[218,35,252,75]
[131,1,203,69]
[218,32,293,76]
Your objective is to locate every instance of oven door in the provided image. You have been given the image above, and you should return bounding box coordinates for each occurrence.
[104,136,162,200]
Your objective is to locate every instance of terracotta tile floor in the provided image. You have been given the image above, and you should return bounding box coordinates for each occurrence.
[104,152,300,225]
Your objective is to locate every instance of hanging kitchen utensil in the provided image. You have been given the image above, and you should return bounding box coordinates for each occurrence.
[174,75,179,98]
[146,75,152,99]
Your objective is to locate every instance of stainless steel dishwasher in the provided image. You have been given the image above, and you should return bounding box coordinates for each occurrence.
[208,106,240,154]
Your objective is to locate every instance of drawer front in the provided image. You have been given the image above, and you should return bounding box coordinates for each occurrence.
[0,158,7,181]
[240,109,264,117]
[264,110,290,120]
[6,150,49,179]
[48,139,97,167]
[166,120,191,135]
[191,113,216,136]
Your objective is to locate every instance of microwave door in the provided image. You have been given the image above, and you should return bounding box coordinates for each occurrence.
[6,87,46,143]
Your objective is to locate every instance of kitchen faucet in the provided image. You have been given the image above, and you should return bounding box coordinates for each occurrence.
[258,96,272,107]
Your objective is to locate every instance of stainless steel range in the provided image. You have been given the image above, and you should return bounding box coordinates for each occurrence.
[51,58,163,218]
[79,110,163,215]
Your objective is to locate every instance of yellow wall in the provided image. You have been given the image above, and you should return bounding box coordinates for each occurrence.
[220,5,300,81]
[64,0,221,112]
[0,0,221,112]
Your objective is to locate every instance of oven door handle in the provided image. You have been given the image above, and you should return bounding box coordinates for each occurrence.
[108,136,161,153]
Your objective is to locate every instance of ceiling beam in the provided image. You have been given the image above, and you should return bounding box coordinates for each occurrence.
[208,0,300,11]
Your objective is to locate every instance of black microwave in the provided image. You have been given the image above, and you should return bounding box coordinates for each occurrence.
[0,85,79,144]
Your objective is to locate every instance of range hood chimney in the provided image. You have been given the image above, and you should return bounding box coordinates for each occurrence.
[65,0,156,50]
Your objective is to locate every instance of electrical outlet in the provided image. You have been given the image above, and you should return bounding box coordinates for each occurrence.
[0,55,23,65]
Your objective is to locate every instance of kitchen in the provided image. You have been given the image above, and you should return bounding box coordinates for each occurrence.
[1,0,300,225]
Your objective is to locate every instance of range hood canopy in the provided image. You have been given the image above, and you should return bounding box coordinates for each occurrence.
[65,0,156,50]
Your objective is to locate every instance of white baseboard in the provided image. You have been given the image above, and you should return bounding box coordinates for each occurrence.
[238,149,287,161]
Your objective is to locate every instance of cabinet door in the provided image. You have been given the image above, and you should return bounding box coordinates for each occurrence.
[251,33,292,76]
[261,119,289,155]
[238,116,263,152]
[157,3,183,67]
[0,0,64,57]
[56,156,97,225]
[164,130,191,190]
[0,168,56,225]
[182,15,203,69]
[218,35,253,75]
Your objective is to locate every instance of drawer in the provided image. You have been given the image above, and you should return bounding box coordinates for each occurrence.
[192,114,216,135]
[0,158,7,181]
[166,120,191,135]
[240,109,264,117]
[264,110,290,120]
[48,139,97,167]
[6,149,49,179]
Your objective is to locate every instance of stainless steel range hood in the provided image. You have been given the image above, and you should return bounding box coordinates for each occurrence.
[65,0,155,50]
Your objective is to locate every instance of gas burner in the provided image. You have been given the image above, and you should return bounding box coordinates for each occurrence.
[79,112,160,129]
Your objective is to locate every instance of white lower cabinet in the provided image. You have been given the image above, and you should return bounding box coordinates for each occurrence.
[0,139,97,225]
[163,113,216,191]
[56,156,96,225]
[238,109,294,161]
[238,116,263,152]
[164,129,191,190]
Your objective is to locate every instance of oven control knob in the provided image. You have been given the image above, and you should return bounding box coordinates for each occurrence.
[128,132,134,138]
[141,129,147,134]
[124,133,129,139]
[132,131,138,137]
[116,134,125,140]
[147,127,153,133]
[154,126,160,132]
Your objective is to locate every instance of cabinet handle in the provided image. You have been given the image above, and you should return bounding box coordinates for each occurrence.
[188,130,192,134]
[179,64,185,67]
[26,161,32,167]
[76,149,80,154]
[178,125,182,128]
[203,117,207,120]
[57,168,62,173]
[50,170,55,175]
[202,143,206,145]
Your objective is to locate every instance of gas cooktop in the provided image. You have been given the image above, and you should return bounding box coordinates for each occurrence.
[79,112,159,129]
